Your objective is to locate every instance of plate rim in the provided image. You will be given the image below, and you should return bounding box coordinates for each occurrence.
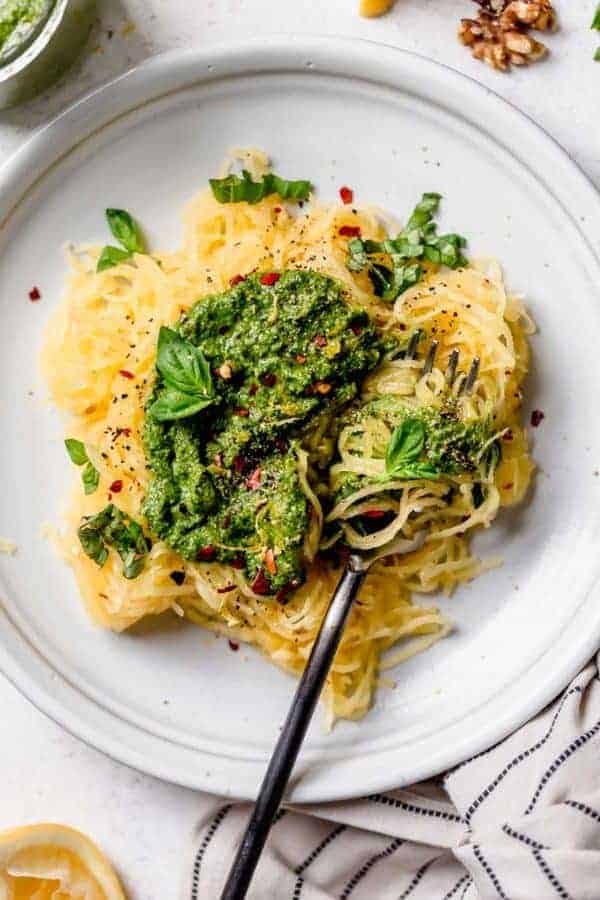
[1,35,600,802]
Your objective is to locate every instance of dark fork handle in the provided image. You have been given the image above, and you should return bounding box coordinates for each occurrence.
[220,557,367,900]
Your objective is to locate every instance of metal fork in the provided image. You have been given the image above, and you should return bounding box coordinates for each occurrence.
[219,336,480,900]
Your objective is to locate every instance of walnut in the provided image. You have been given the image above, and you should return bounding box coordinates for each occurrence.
[459,1,554,71]
[499,1,556,32]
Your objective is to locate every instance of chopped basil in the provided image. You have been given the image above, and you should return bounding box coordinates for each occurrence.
[97,208,146,272]
[64,438,100,495]
[97,245,132,272]
[209,169,312,205]
[64,438,88,466]
[592,4,600,29]
[385,417,441,481]
[346,193,467,302]
[148,327,215,422]
[82,461,100,495]
[485,439,502,477]
[595,46,600,61]
[78,504,150,579]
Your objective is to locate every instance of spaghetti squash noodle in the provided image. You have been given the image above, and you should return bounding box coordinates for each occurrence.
[41,150,534,725]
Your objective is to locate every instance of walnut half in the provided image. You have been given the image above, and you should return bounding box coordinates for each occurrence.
[459,1,556,71]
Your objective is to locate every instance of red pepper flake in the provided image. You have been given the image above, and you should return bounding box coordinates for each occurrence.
[109,479,123,494]
[217,584,237,594]
[228,640,240,651]
[260,272,280,286]
[276,578,301,604]
[339,225,361,238]
[251,567,271,595]
[248,383,258,396]
[261,372,277,387]
[363,509,386,519]
[233,455,246,474]
[273,206,282,214]
[246,467,262,490]
[530,409,545,428]
[116,427,131,438]
[231,556,245,570]
[503,429,514,441]
[229,274,246,287]
[503,483,514,490]
[350,323,362,336]
[119,370,135,380]
[295,354,307,364]
[197,545,216,561]
[313,334,327,348]
[263,548,277,576]
[234,408,250,417]
[28,286,41,301]
[339,186,354,205]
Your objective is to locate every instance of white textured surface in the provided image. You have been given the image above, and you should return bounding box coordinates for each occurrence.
[0,3,597,898]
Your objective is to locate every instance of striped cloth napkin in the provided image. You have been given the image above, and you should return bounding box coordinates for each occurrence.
[184,653,600,899]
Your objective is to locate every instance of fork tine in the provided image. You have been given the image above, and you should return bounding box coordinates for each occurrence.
[446,348,459,385]
[458,357,480,396]
[405,330,420,360]
[423,340,439,375]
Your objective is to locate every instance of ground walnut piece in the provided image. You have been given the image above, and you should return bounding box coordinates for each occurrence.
[459,0,557,71]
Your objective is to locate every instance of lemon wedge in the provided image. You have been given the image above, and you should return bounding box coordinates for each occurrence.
[0,824,126,899]
[359,0,394,17]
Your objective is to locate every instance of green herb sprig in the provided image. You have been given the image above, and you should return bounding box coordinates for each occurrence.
[78,503,151,579]
[97,208,146,272]
[149,326,216,422]
[384,418,441,481]
[65,438,100,495]
[592,3,600,58]
[347,193,467,303]
[210,169,312,205]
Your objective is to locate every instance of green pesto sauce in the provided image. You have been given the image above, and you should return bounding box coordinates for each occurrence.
[0,0,52,61]
[332,395,493,506]
[142,270,388,595]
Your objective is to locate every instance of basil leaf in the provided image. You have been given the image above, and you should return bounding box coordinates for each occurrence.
[77,504,150,579]
[368,263,393,297]
[122,550,145,580]
[346,192,467,301]
[156,327,214,397]
[97,245,131,272]
[209,170,312,205]
[592,4,600,29]
[392,462,441,481]
[485,440,502,476]
[82,461,100,495]
[106,208,146,254]
[383,262,423,302]
[65,438,88,466]
[347,238,370,272]
[269,174,312,200]
[149,390,215,422]
[406,192,441,229]
[386,418,426,474]
[78,526,109,567]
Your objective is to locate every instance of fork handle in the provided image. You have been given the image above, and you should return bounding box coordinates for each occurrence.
[220,558,366,900]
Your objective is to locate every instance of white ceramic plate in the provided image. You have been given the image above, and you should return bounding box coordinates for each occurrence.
[1,37,600,803]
